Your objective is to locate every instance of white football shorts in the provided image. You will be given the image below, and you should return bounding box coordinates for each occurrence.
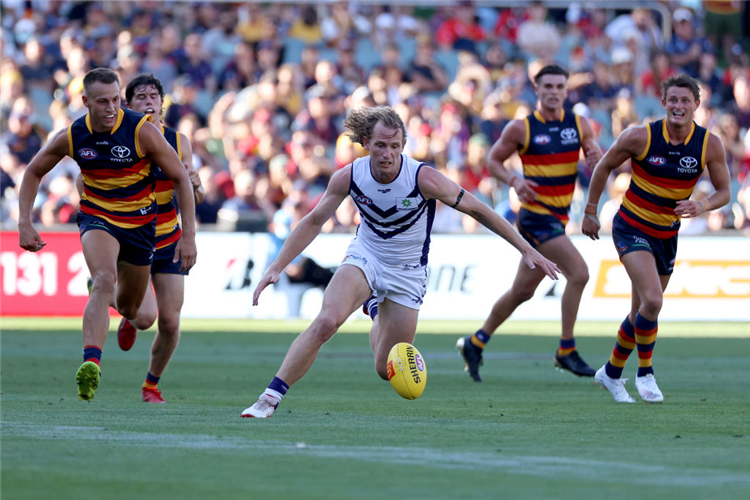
[340,238,427,310]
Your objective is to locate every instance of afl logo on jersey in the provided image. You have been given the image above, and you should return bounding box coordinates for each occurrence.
[533,134,551,145]
[353,195,373,205]
[78,148,97,159]
[647,155,666,165]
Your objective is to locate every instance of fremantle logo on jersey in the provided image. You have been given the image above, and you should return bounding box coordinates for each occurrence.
[396,197,418,210]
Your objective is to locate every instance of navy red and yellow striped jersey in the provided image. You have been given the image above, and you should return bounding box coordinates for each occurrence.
[619,119,709,239]
[518,110,582,224]
[153,126,183,251]
[69,107,156,229]
[704,1,741,14]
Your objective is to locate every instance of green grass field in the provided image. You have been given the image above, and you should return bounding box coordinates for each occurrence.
[2,318,749,500]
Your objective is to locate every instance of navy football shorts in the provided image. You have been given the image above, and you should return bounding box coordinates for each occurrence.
[151,242,189,275]
[612,213,677,276]
[517,208,567,249]
[77,212,155,266]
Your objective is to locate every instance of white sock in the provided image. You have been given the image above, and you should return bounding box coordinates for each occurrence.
[264,389,283,402]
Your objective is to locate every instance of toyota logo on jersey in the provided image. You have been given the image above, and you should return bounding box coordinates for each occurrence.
[679,156,698,169]
[561,128,577,140]
[560,127,578,145]
[111,145,131,158]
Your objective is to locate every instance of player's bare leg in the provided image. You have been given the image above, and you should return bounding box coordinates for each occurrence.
[276,264,372,386]
[369,299,419,380]
[482,260,546,333]
[140,273,184,403]
[535,237,589,340]
[458,260,545,381]
[597,251,670,402]
[148,273,184,376]
[535,237,594,376]
[112,262,152,352]
[242,265,371,418]
[81,230,121,349]
[114,261,152,321]
[78,231,149,401]
[622,252,670,323]
[131,279,158,330]
[116,278,157,351]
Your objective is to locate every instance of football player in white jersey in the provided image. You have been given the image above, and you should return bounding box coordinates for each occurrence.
[241,106,560,418]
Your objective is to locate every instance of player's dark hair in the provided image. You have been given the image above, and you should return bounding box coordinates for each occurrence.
[534,64,569,83]
[82,68,119,95]
[125,74,165,104]
[344,106,407,147]
[661,73,700,102]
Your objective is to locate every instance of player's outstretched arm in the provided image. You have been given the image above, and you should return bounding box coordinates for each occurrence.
[253,166,351,305]
[139,121,197,271]
[179,132,204,205]
[582,125,648,240]
[487,119,538,203]
[418,166,560,280]
[18,128,70,252]
[676,133,731,218]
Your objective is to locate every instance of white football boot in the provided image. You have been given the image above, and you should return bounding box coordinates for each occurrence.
[635,374,664,403]
[595,366,636,403]
[241,393,280,418]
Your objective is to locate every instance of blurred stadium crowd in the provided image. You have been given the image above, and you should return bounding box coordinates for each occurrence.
[2,0,749,237]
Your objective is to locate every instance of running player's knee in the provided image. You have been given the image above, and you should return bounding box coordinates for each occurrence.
[640,293,663,318]
[567,267,589,289]
[157,315,180,337]
[512,286,537,304]
[118,303,140,320]
[310,314,340,344]
[135,311,157,331]
[90,272,116,297]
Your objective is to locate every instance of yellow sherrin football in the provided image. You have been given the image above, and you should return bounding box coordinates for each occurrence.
[386,342,427,400]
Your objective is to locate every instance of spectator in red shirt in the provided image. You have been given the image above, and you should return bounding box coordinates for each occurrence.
[637,49,675,99]
[435,1,486,51]
[493,8,523,43]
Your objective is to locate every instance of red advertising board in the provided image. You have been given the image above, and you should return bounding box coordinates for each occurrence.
[0,231,88,316]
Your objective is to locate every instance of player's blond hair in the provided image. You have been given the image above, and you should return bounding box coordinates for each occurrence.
[343,106,407,147]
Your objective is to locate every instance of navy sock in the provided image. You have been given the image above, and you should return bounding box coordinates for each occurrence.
[364,296,379,319]
[471,329,490,349]
[145,372,160,387]
[83,345,102,365]
[267,376,289,398]
[558,338,576,356]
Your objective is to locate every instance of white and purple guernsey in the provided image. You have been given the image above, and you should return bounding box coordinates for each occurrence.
[348,154,436,266]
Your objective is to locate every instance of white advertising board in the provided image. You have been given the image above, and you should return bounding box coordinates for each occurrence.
[184,234,750,322]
